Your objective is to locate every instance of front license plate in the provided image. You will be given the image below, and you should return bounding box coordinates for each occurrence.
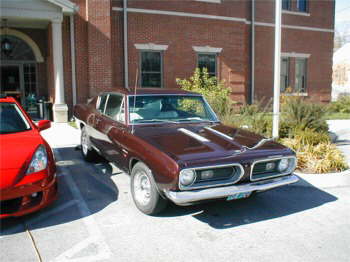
[226,192,251,201]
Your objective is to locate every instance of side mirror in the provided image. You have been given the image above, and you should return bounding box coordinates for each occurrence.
[37,120,51,131]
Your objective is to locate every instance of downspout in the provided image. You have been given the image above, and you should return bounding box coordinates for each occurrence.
[123,0,130,91]
[251,0,255,104]
[70,14,77,105]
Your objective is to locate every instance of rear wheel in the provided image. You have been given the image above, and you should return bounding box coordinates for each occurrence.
[81,126,99,162]
[131,162,167,215]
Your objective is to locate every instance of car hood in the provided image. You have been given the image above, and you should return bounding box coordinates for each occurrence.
[0,130,43,189]
[133,123,290,164]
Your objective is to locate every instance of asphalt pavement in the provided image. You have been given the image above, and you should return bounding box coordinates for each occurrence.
[1,121,350,262]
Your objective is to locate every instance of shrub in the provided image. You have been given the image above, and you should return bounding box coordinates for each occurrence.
[280,96,329,136]
[280,138,348,173]
[328,95,350,114]
[176,68,233,117]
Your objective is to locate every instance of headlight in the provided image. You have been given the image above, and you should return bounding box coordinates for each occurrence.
[179,169,196,186]
[26,145,48,175]
[278,158,290,172]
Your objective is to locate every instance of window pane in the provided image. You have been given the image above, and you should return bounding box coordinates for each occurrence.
[295,58,307,92]
[105,94,123,119]
[198,54,216,76]
[98,95,108,113]
[141,52,161,72]
[141,73,162,88]
[280,58,289,92]
[297,0,307,12]
[282,0,290,10]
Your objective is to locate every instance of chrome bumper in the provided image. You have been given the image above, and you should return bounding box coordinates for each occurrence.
[164,174,299,206]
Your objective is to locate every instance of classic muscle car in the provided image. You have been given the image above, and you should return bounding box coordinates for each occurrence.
[74,89,298,215]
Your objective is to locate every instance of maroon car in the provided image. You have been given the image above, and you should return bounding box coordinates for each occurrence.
[74,89,298,215]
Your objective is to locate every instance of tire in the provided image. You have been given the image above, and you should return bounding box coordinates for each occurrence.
[81,126,99,162]
[131,162,167,215]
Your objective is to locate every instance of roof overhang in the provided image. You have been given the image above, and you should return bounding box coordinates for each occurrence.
[47,0,78,14]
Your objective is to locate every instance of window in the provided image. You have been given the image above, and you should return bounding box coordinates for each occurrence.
[128,95,217,124]
[0,103,31,134]
[97,94,108,113]
[280,57,290,92]
[282,0,291,10]
[197,54,217,77]
[295,58,307,92]
[104,94,125,122]
[141,51,162,88]
[297,0,308,12]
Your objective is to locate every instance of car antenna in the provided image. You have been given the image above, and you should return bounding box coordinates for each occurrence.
[131,68,138,134]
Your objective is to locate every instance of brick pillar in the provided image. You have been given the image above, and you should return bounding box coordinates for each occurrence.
[87,0,112,97]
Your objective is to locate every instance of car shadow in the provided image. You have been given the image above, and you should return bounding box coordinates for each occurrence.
[157,179,338,229]
[0,146,120,236]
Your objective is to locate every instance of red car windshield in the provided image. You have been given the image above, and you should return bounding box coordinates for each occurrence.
[0,103,31,134]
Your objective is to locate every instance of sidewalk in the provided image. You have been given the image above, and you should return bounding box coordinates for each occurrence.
[41,122,80,148]
[41,121,350,189]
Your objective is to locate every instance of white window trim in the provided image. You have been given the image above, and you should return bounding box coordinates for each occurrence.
[282,10,310,16]
[284,93,308,97]
[193,46,222,53]
[134,43,168,51]
[195,0,221,3]
[282,52,311,58]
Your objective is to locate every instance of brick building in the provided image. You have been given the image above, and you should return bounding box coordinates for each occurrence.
[0,0,335,122]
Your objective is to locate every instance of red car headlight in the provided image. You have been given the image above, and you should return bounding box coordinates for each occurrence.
[26,145,48,175]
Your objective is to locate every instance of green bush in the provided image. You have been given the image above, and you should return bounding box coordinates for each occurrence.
[328,95,350,114]
[176,68,233,117]
[280,96,329,136]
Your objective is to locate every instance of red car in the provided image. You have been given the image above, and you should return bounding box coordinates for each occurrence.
[0,95,57,218]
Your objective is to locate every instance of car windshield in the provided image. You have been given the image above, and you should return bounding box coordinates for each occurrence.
[128,95,218,124]
[0,103,31,134]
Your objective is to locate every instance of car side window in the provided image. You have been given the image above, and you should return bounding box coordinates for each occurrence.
[97,94,108,113]
[104,94,125,123]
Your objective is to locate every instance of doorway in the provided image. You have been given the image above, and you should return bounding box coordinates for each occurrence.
[0,65,22,102]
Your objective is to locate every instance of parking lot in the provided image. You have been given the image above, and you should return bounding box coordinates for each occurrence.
[1,124,350,262]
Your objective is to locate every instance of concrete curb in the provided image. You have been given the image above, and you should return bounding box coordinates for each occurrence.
[294,170,350,188]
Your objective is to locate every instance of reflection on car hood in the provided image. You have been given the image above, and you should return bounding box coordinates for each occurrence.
[133,123,289,163]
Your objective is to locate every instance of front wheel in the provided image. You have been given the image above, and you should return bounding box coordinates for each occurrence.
[131,162,167,215]
[81,126,99,162]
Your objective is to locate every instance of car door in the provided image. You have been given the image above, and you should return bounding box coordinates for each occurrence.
[95,93,128,168]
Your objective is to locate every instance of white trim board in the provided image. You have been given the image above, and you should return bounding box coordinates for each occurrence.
[134,43,168,51]
[112,7,334,33]
[282,52,311,58]
[112,7,249,24]
[193,46,222,53]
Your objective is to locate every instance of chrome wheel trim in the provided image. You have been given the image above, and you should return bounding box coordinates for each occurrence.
[81,130,89,155]
[134,171,152,206]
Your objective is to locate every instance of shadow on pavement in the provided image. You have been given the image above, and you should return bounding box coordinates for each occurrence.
[158,179,337,229]
[0,146,120,236]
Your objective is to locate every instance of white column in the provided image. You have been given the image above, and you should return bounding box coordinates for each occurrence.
[51,18,68,122]
[272,0,282,138]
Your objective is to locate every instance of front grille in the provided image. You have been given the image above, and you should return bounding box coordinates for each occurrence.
[0,197,22,214]
[251,157,296,181]
[180,164,244,190]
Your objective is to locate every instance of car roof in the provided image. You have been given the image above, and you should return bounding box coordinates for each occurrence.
[105,88,201,96]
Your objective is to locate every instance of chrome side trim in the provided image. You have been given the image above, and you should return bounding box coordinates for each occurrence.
[165,174,299,205]
[178,128,210,143]
[179,163,245,191]
[250,156,297,182]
